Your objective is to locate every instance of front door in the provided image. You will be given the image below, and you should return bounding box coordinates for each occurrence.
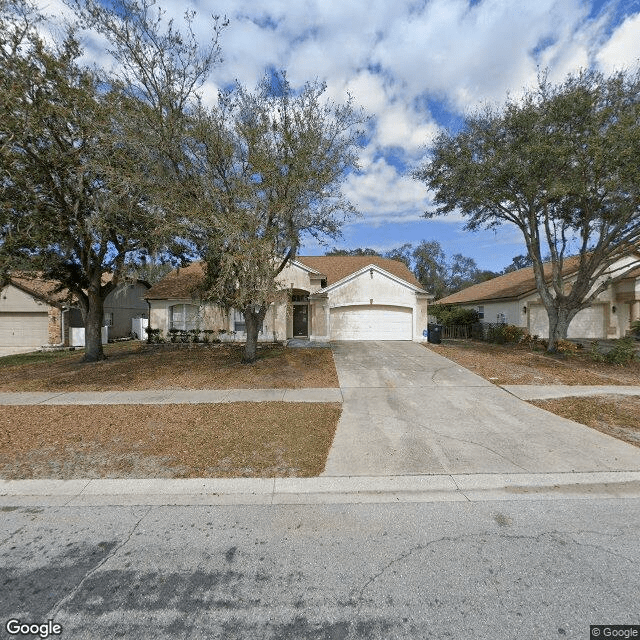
[293,304,308,337]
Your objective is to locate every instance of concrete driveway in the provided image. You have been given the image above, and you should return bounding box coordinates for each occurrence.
[323,341,640,476]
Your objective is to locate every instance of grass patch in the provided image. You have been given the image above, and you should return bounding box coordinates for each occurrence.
[0,342,339,391]
[0,349,79,367]
[424,339,640,386]
[530,395,640,448]
[0,402,342,479]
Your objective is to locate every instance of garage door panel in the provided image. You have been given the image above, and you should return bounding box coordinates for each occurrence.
[331,305,412,340]
[0,312,49,349]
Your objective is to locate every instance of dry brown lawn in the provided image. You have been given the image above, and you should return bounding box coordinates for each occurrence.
[424,339,640,386]
[0,402,342,479]
[530,396,640,448]
[0,342,338,391]
[425,339,640,447]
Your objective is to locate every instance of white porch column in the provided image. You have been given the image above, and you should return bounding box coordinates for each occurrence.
[632,300,640,321]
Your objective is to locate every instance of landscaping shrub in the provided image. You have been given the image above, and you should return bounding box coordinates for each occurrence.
[520,333,541,349]
[486,323,525,344]
[145,327,163,344]
[550,339,577,354]
[631,320,640,337]
[604,337,637,365]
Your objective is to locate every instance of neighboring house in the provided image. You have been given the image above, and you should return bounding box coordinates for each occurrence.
[0,274,150,355]
[437,253,640,340]
[145,256,431,342]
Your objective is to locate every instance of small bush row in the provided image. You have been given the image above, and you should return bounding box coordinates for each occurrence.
[145,327,237,344]
[476,322,637,364]
[589,337,637,365]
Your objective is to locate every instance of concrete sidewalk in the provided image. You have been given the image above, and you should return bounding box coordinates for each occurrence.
[502,384,640,400]
[2,471,640,506]
[0,388,342,405]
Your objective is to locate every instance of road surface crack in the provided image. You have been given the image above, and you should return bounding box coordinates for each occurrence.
[48,506,152,617]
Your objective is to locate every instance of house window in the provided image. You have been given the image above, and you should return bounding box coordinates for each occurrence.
[170,304,198,331]
[233,309,263,333]
[476,306,484,319]
[103,312,114,327]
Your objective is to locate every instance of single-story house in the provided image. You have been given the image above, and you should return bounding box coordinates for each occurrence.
[437,253,640,339]
[0,274,150,355]
[145,256,431,342]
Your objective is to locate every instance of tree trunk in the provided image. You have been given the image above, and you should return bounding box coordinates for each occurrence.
[82,285,106,362]
[242,305,266,364]
[546,305,576,353]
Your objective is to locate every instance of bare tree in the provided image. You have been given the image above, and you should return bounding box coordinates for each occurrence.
[186,73,366,363]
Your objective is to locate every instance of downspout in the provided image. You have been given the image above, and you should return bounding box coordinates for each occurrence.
[61,306,67,347]
[146,299,152,342]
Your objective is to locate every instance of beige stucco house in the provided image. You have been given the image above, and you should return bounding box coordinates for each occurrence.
[437,253,640,339]
[145,256,431,342]
[0,274,150,355]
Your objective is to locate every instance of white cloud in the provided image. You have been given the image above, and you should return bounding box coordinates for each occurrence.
[28,0,640,229]
[597,12,640,73]
[343,158,435,226]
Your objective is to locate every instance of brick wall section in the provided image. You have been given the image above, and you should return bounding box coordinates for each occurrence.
[47,306,62,345]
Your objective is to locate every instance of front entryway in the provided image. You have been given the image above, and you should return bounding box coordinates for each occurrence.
[292,294,309,337]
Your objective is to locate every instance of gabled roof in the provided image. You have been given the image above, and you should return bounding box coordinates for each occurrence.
[5,274,73,307]
[438,256,584,304]
[3,273,150,307]
[322,263,427,294]
[144,262,205,300]
[144,256,424,300]
[296,256,423,288]
[437,253,640,305]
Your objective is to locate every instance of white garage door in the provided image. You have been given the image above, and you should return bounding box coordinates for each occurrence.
[330,305,413,340]
[529,304,606,339]
[0,312,49,350]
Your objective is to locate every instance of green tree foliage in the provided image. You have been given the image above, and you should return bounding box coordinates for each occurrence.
[428,304,479,326]
[326,247,381,257]
[186,73,366,363]
[502,254,533,274]
[0,0,223,361]
[413,70,640,352]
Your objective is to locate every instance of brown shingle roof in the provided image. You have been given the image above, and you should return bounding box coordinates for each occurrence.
[8,274,73,306]
[296,256,424,288]
[144,262,206,300]
[145,256,424,300]
[437,255,586,304]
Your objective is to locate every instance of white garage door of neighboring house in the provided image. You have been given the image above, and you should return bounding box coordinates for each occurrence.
[0,312,49,349]
[529,304,606,339]
[330,305,413,340]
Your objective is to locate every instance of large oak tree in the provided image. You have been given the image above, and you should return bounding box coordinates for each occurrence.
[413,70,640,351]
[0,0,223,360]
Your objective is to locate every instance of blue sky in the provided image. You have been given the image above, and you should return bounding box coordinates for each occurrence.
[40,0,640,272]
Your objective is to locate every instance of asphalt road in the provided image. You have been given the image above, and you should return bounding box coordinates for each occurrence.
[2,498,639,639]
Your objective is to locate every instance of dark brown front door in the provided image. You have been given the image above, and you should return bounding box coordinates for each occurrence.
[293,305,308,337]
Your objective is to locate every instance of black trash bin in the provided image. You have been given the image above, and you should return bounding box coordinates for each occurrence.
[427,323,442,344]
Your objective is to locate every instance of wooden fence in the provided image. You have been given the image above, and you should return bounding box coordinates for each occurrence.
[441,324,472,339]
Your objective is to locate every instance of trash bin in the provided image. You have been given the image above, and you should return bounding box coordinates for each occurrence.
[427,323,442,344]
